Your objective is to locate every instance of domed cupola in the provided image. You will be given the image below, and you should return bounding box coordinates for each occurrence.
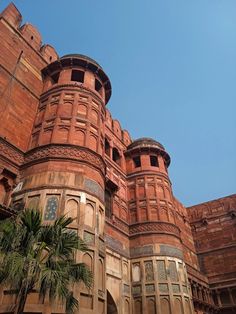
[125,137,170,175]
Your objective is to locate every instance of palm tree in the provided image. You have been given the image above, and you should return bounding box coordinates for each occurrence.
[0,209,92,314]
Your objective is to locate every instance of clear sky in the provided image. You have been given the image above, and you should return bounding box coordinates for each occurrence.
[1,1,235,206]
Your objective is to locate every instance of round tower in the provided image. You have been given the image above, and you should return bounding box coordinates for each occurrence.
[12,54,111,314]
[125,138,193,314]
[31,53,111,154]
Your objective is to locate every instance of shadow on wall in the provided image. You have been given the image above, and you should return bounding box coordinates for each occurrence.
[107,290,118,314]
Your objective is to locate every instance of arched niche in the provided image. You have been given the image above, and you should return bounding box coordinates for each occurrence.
[41,128,52,145]
[132,264,141,282]
[77,103,87,116]
[160,207,168,221]
[184,298,192,314]
[74,129,85,146]
[150,207,158,220]
[89,134,97,151]
[160,297,171,314]
[124,299,130,314]
[81,253,93,293]
[61,101,73,116]
[174,297,183,314]
[91,109,98,124]
[148,185,156,197]
[44,196,58,221]
[56,127,69,143]
[83,253,93,271]
[165,188,171,200]
[145,261,154,281]
[47,102,57,119]
[98,259,104,291]
[128,187,135,200]
[65,198,79,219]
[123,262,129,281]
[27,195,40,210]
[84,203,94,228]
[107,290,118,314]
[134,299,142,314]
[147,298,156,314]
[157,185,165,199]
[98,209,104,235]
[157,260,167,281]
[138,185,145,198]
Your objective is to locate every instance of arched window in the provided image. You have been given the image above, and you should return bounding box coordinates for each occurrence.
[112,147,121,166]
[105,138,110,156]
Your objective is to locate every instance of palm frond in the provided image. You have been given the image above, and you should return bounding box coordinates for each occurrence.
[65,291,79,314]
[69,262,93,289]
[54,215,74,229]
[20,209,42,235]
[0,209,93,314]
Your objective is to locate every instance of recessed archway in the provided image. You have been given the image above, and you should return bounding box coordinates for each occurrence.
[107,290,118,314]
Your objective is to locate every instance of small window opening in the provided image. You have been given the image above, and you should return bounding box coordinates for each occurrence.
[51,72,59,84]
[150,155,158,167]
[95,78,102,95]
[71,70,84,83]
[105,189,112,218]
[112,147,121,166]
[133,156,141,168]
[31,36,34,40]
[105,138,110,156]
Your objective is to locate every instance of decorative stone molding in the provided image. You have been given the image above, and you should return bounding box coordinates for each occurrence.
[0,137,24,166]
[40,83,105,107]
[24,144,106,175]
[107,215,129,234]
[129,221,180,238]
[105,234,129,258]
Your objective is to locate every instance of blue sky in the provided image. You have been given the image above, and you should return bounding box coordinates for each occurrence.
[1,1,235,206]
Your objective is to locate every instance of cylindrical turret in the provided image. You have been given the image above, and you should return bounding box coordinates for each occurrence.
[30,54,111,156]
[11,54,111,314]
[125,138,194,314]
[125,137,172,223]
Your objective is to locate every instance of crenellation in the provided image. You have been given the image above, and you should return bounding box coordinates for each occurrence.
[0,3,234,314]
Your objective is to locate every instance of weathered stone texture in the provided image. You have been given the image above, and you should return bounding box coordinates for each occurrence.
[0,3,235,314]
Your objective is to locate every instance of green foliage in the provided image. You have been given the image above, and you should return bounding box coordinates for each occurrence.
[0,209,92,314]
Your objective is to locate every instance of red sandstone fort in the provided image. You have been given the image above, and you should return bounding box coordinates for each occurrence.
[0,3,235,314]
